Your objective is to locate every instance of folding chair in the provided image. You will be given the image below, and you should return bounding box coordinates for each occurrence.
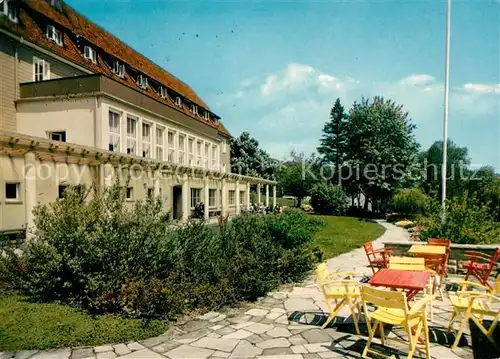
[427,238,451,276]
[447,275,500,349]
[462,249,500,289]
[315,263,363,333]
[364,242,393,274]
[360,285,433,359]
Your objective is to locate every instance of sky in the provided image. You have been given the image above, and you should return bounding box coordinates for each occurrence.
[66,0,500,170]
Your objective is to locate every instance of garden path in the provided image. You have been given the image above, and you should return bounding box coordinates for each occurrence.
[1,221,472,359]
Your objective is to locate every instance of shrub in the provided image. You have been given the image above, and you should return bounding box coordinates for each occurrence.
[391,188,430,218]
[418,195,500,244]
[310,182,348,215]
[0,185,322,319]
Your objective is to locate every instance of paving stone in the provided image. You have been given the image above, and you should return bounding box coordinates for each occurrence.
[112,344,131,356]
[227,315,252,324]
[216,327,236,335]
[260,333,273,341]
[317,351,344,358]
[265,312,283,320]
[210,314,227,323]
[31,349,72,359]
[207,332,222,338]
[246,334,264,344]
[125,342,144,352]
[151,341,180,353]
[174,328,212,344]
[275,315,290,325]
[270,308,286,314]
[210,324,225,331]
[245,308,269,317]
[245,322,274,334]
[301,329,333,344]
[427,346,461,358]
[95,352,116,359]
[94,347,113,354]
[117,349,167,358]
[222,329,253,340]
[256,355,303,359]
[303,354,321,359]
[139,334,171,348]
[15,350,39,359]
[266,327,292,338]
[291,345,309,354]
[261,348,293,356]
[303,343,334,353]
[289,335,308,346]
[198,311,221,321]
[71,348,95,359]
[256,338,291,350]
[164,344,214,359]
[181,320,210,332]
[231,321,255,330]
[211,350,230,358]
[0,353,14,359]
[229,340,262,358]
[191,337,240,352]
[270,292,288,300]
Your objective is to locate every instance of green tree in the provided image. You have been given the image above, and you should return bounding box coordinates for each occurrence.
[317,98,349,184]
[277,151,318,207]
[230,132,277,179]
[345,96,420,212]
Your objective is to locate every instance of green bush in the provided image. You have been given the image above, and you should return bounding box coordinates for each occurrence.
[391,188,430,218]
[418,195,500,244]
[310,182,348,215]
[0,185,322,319]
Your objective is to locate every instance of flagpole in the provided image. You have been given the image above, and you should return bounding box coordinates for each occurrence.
[441,0,451,224]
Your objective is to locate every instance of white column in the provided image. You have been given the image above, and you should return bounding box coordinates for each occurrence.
[221,178,227,217]
[235,180,240,215]
[182,175,189,222]
[246,182,250,207]
[265,184,269,207]
[257,183,261,204]
[204,178,209,220]
[24,152,37,240]
[273,184,277,207]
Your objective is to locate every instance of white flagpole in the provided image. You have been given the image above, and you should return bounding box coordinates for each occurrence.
[441,0,451,224]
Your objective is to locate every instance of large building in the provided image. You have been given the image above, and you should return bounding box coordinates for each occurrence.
[0,0,275,235]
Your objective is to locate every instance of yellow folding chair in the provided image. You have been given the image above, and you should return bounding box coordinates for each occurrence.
[315,262,363,333]
[360,285,433,359]
[447,276,500,349]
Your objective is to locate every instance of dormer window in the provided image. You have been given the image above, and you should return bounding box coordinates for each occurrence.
[157,86,167,98]
[46,25,64,46]
[137,74,148,89]
[204,111,210,121]
[175,97,182,107]
[113,61,125,78]
[0,0,19,23]
[192,104,198,115]
[84,46,97,63]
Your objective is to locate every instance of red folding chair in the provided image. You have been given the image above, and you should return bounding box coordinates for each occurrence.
[427,238,451,276]
[461,248,500,289]
[363,242,393,274]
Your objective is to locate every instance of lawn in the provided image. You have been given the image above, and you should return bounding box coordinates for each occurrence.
[310,215,386,259]
[0,294,168,351]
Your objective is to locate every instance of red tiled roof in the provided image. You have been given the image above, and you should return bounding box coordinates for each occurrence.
[1,0,230,136]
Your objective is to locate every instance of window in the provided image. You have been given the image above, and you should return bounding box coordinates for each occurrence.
[222,140,227,154]
[209,189,216,207]
[156,127,165,161]
[113,61,125,78]
[167,131,175,162]
[147,188,154,197]
[108,111,120,152]
[190,188,201,208]
[5,182,20,201]
[142,123,151,158]
[240,191,245,205]
[1,0,18,23]
[58,185,68,199]
[204,111,210,121]
[228,190,235,205]
[192,104,198,115]
[175,97,182,107]
[126,117,137,155]
[126,187,133,200]
[222,163,227,173]
[84,46,97,63]
[47,131,66,142]
[204,143,210,169]
[212,145,217,169]
[58,185,84,200]
[178,134,185,165]
[157,86,167,99]
[188,138,194,166]
[46,25,63,46]
[137,74,148,89]
[33,57,50,82]
[196,141,202,167]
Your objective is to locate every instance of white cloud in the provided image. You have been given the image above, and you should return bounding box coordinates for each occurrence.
[261,74,278,95]
[400,74,435,86]
[463,83,500,94]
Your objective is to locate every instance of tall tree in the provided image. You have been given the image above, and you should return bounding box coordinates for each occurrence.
[277,151,318,207]
[345,96,420,212]
[317,98,349,184]
[230,132,277,179]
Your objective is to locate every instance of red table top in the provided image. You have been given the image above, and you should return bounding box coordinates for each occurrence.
[369,268,430,291]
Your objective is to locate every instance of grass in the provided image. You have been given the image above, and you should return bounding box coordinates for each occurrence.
[310,215,386,259]
[0,293,168,351]
[276,197,296,207]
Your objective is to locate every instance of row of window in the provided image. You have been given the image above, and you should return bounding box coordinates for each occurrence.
[108,110,226,171]
[0,0,19,24]
[190,188,245,208]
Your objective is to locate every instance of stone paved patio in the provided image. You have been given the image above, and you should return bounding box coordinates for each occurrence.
[0,221,482,359]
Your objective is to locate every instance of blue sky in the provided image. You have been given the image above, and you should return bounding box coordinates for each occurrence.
[67,0,499,170]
